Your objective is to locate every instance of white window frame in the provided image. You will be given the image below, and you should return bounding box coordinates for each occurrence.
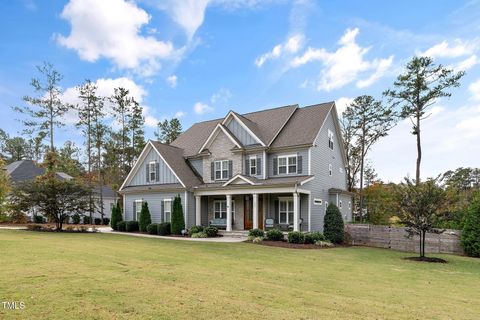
[328,130,334,150]
[214,160,229,181]
[213,200,235,219]
[134,200,143,221]
[339,167,344,174]
[249,156,257,176]
[149,161,157,181]
[164,199,172,222]
[278,155,297,175]
[329,164,332,176]
[313,198,323,206]
[278,197,294,224]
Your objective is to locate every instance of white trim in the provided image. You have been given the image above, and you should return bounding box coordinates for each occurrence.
[134,199,143,221]
[308,194,312,232]
[199,123,243,153]
[195,196,201,226]
[163,198,172,222]
[222,174,257,187]
[149,141,186,188]
[222,111,266,146]
[249,155,257,176]
[313,198,323,205]
[308,148,312,175]
[278,196,294,225]
[214,160,230,181]
[299,176,315,185]
[184,191,188,227]
[148,160,157,182]
[262,150,267,179]
[119,143,153,190]
[194,187,310,196]
[277,154,298,175]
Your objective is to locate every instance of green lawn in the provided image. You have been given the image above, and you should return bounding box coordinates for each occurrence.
[1,230,479,320]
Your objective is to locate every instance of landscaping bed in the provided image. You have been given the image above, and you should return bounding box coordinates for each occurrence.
[253,240,335,249]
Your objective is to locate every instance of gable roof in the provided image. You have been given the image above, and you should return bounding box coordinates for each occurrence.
[6,160,73,182]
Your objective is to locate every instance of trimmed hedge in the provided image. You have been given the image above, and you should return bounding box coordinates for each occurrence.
[139,202,152,232]
[126,221,139,232]
[266,229,284,241]
[158,222,171,236]
[287,231,305,244]
[324,203,344,244]
[146,223,159,235]
[117,221,127,232]
[204,226,218,237]
[304,232,325,244]
[248,228,265,238]
[189,225,204,235]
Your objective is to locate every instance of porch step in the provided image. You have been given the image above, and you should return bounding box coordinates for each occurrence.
[218,230,249,239]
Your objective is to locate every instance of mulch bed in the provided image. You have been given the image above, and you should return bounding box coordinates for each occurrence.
[404,256,448,263]
[251,240,336,249]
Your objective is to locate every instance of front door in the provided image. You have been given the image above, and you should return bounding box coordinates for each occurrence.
[244,195,264,230]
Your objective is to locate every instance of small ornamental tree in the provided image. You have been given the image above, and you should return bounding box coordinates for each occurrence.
[139,201,151,232]
[461,195,480,257]
[324,203,345,244]
[171,195,185,235]
[110,201,123,230]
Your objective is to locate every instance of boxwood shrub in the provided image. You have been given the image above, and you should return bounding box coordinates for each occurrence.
[248,228,265,238]
[266,229,284,241]
[33,215,44,224]
[191,232,208,238]
[146,223,159,235]
[72,214,81,225]
[158,222,171,236]
[189,225,204,235]
[126,221,139,232]
[324,203,344,244]
[204,226,218,237]
[94,218,102,225]
[287,231,305,244]
[117,221,127,232]
[102,218,110,226]
[304,232,325,244]
[83,216,91,225]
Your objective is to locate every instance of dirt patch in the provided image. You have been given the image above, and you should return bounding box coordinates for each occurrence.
[404,256,448,263]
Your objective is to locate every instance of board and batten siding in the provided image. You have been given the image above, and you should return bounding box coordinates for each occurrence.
[303,110,350,232]
[128,147,179,186]
[226,118,257,146]
[267,149,309,178]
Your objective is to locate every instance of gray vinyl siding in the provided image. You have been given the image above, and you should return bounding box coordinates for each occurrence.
[329,193,353,222]
[185,191,195,228]
[128,147,179,186]
[201,196,209,226]
[243,153,264,179]
[189,158,203,176]
[267,149,309,178]
[226,118,257,145]
[266,193,309,231]
[124,192,185,224]
[303,110,349,232]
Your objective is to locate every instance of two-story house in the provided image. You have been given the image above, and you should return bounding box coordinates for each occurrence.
[118,102,353,232]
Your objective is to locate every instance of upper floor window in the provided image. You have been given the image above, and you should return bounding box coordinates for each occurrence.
[328,130,334,150]
[149,161,157,181]
[249,157,257,175]
[214,160,229,180]
[278,155,297,174]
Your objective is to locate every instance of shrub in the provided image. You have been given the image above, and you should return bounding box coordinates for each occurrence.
[72,213,80,225]
[288,231,305,244]
[33,215,44,224]
[158,222,171,236]
[102,218,110,226]
[146,223,159,235]
[204,226,218,237]
[126,221,139,232]
[461,196,480,257]
[252,236,264,244]
[110,201,123,230]
[266,229,284,241]
[304,232,325,244]
[94,218,102,225]
[315,240,334,247]
[248,228,265,238]
[117,221,127,232]
[83,216,91,225]
[139,201,152,232]
[324,203,344,244]
[171,195,185,235]
[189,225,204,235]
[191,232,208,238]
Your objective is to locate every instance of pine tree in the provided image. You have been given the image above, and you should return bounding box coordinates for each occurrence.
[110,87,132,180]
[110,200,123,230]
[129,100,145,166]
[155,118,182,144]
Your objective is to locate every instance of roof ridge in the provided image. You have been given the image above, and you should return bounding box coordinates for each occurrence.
[240,104,298,116]
[149,140,184,150]
[267,104,299,146]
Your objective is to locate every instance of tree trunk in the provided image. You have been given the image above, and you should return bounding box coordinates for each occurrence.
[50,112,54,151]
[415,113,421,185]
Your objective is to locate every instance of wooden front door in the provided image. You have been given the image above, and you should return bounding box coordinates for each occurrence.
[244,195,263,230]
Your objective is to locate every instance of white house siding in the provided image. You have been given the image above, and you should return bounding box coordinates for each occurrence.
[226,118,257,145]
[128,147,179,186]
[303,110,350,232]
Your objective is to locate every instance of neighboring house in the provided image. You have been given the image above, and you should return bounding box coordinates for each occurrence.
[119,102,354,232]
[6,160,116,220]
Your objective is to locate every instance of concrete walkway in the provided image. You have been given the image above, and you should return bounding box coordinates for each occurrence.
[97,227,246,243]
[0,226,27,230]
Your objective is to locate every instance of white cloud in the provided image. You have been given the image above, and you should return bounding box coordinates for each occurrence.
[421,39,477,58]
[56,0,178,76]
[469,79,480,100]
[451,54,478,72]
[255,34,304,67]
[175,111,186,118]
[290,28,393,91]
[166,75,178,88]
[335,97,354,117]
[210,88,232,104]
[370,104,480,182]
[193,102,213,115]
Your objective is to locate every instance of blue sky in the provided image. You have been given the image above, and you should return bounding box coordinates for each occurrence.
[1,0,479,182]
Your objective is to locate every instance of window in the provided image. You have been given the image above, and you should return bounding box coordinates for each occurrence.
[313,198,323,205]
[249,157,257,175]
[329,164,332,176]
[278,198,294,224]
[214,160,229,180]
[328,130,334,150]
[339,200,342,209]
[164,199,172,222]
[149,161,157,181]
[213,200,235,219]
[278,155,297,174]
[134,200,143,220]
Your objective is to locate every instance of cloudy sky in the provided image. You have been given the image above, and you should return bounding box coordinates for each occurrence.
[1,0,479,182]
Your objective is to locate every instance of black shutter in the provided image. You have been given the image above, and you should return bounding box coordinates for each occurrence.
[161,200,164,223]
[133,201,136,220]
[156,162,160,182]
[257,156,262,176]
[146,163,150,182]
[297,155,303,174]
[228,160,233,178]
[274,199,279,223]
[245,158,250,175]
[211,162,215,181]
[273,157,278,175]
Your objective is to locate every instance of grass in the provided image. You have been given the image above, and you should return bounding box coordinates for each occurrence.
[1,230,479,320]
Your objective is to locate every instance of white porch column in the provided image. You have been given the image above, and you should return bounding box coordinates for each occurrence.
[293,192,299,232]
[195,196,201,226]
[226,194,232,232]
[252,193,259,229]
